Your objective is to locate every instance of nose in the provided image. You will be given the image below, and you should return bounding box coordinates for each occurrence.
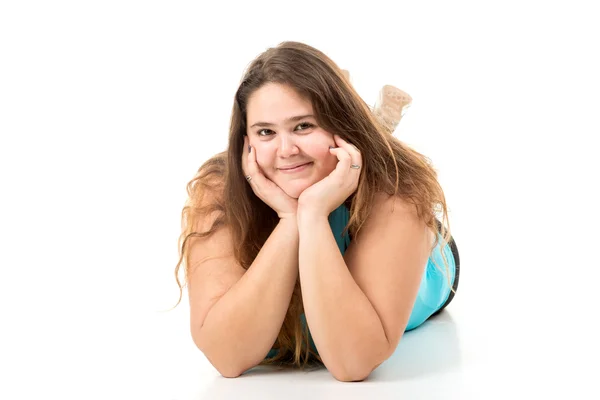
[277,133,299,158]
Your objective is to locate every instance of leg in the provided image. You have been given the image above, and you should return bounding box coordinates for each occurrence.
[340,69,412,134]
[373,85,413,134]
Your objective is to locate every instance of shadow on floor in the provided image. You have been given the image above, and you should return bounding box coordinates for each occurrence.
[198,310,461,399]
[369,310,462,381]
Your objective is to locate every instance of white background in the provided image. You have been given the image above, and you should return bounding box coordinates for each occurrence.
[1,1,599,399]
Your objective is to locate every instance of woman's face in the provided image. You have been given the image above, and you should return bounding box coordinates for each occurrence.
[245,83,338,199]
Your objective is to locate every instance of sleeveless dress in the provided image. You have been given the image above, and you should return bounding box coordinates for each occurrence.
[266,203,457,358]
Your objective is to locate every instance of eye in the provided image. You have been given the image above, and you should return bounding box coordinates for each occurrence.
[295,122,314,131]
[257,129,274,136]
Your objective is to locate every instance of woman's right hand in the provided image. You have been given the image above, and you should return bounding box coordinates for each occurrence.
[242,135,298,220]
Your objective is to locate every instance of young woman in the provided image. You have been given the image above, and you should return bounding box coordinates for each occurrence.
[173,41,460,382]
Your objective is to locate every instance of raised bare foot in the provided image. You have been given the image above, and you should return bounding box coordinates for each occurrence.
[341,69,351,83]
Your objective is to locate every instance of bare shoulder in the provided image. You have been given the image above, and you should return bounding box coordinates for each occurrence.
[345,191,431,274]
[360,192,422,232]
[374,192,417,212]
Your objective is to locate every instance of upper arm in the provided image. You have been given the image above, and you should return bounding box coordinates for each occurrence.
[186,203,246,348]
[343,193,432,356]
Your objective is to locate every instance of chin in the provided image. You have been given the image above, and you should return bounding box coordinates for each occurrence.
[280,181,312,199]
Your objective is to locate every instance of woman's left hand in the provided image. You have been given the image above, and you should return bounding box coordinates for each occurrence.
[297,134,362,218]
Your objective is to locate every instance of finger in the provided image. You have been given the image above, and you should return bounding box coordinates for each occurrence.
[245,143,272,190]
[328,146,353,178]
[334,134,360,153]
[333,134,362,167]
[241,136,249,176]
[246,141,259,176]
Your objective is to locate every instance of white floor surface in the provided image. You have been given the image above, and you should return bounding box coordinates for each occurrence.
[1,1,599,399]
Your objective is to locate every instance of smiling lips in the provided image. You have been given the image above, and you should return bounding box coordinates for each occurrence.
[278,162,312,173]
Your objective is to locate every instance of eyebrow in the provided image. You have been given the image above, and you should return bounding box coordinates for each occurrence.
[249,114,315,128]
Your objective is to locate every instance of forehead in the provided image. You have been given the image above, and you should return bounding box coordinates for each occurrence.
[247,83,313,123]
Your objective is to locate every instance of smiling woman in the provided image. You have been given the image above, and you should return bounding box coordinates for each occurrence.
[171,41,460,382]
[245,83,338,199]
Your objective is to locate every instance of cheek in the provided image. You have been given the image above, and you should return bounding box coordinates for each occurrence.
[310,145,337,173]
[253,146,277,176]
[312,147,331,160]
[252,145,269,166]
[306,141,332,161]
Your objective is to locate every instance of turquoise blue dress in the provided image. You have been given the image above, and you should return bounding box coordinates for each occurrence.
[266,204,457,358]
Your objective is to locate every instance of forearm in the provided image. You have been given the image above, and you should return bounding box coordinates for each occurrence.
[198,218,299,376]
[298,214,389,379]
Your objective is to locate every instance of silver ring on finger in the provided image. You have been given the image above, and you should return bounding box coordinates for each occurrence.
[350,164,361,169]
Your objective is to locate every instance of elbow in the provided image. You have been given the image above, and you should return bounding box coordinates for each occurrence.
[191,330,250,379]
[327,347,389,382]
[328,360,375,382]
[206,352,251,379]
[216,365,245,379]
[213,354,266,378]
[202,349,252,379]
[330,366,372,382]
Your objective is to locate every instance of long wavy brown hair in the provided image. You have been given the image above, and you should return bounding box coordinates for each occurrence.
[172,41,454,369]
